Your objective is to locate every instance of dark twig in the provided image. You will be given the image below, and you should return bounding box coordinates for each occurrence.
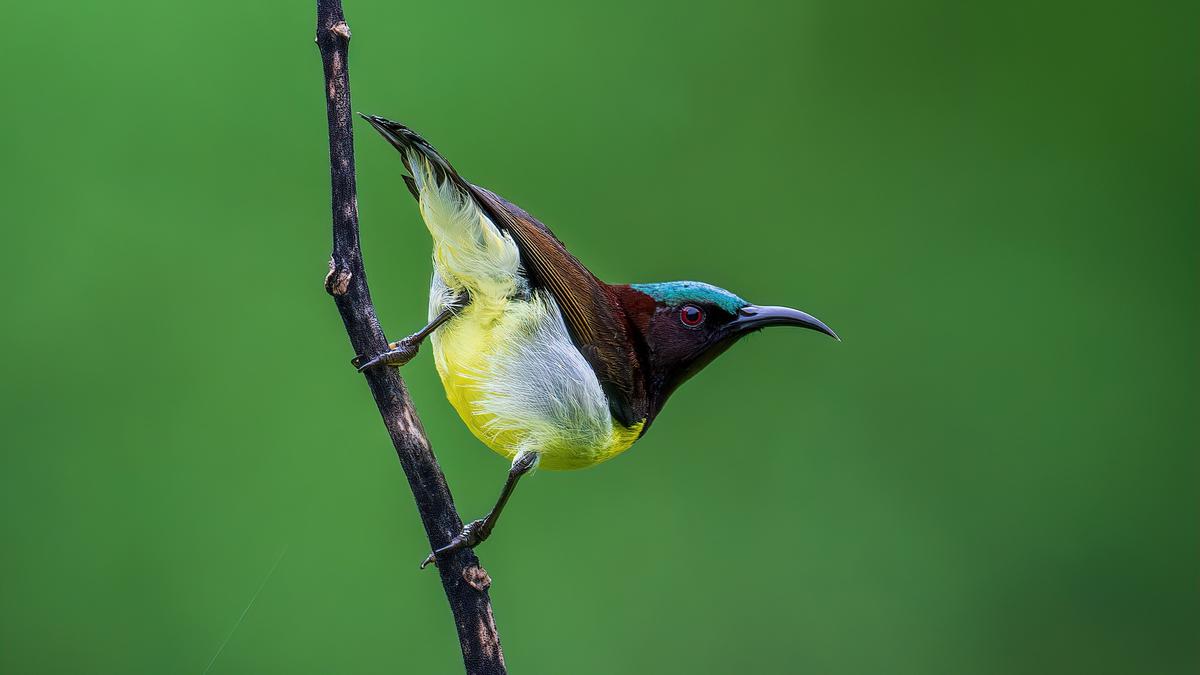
[314,2,506,672]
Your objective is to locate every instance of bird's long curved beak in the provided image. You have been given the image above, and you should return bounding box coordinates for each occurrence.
[732,305,840,341]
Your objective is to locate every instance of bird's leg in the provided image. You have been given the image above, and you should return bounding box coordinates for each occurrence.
[352,293,466,371]
[420,451,539,569]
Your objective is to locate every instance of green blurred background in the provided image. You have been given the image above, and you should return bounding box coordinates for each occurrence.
[2,1,1196,673]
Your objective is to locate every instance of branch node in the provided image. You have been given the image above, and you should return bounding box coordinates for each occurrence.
[325,257,352,296]
[331,21,351,40]
[463,565,492,592]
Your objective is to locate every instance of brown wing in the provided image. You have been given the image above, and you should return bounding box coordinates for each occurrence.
[469,186,647,428]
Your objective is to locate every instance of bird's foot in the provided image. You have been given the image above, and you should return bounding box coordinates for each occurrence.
[420,518,492,570]
[351,337,420,372]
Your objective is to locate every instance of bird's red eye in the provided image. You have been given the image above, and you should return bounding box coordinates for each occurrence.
[680,305,704,327]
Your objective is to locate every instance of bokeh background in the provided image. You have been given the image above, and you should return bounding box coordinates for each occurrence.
[2,1,1196,673]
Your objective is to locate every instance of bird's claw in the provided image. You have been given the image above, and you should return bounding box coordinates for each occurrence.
[351,337,420,372]
[419,519,490,570]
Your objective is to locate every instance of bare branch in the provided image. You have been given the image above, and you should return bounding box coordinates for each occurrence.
[315,2,506,672]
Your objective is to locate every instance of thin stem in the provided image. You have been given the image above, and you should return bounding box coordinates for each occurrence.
[314,2,506,672]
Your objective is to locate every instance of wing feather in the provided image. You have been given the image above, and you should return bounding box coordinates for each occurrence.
[469,186,646,428]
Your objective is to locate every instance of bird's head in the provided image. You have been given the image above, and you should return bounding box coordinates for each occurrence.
[617,280,838,424]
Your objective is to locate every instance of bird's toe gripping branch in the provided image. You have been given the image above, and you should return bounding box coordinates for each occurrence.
[351,298,467,373]
[420,518,493,570]
[420,451,539,569]
[352,337,421,372]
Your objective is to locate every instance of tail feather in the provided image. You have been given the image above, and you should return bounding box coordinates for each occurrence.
[359,114,463,191]
[360,114,523,301]
[401,174,419,201]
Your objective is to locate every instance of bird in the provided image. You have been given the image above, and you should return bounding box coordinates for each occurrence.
[354,114,839,568]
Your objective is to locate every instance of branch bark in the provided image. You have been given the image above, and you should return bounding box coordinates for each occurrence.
[315,2,506,672]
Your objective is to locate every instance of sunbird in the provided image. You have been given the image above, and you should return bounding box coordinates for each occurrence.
[356,115,839,568]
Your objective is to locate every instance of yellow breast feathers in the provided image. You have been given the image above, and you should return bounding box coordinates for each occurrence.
[430,284,643,470]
